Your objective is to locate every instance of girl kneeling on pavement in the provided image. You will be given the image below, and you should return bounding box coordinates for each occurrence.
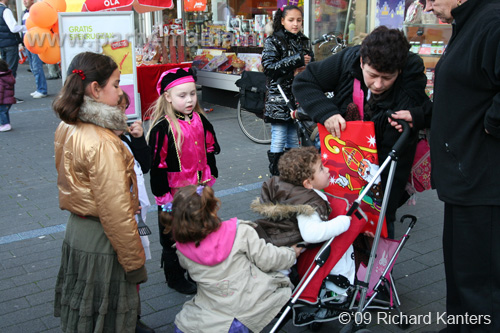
[161,185,302,333]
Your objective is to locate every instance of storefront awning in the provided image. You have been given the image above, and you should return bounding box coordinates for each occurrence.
[81,0,173,13]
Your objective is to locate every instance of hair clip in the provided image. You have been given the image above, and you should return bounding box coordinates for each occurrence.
[162,202,173,213]
[196,185,204,196]
[72,69,86,81]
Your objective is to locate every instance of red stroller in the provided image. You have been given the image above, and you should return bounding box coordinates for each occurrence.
[270,113,416,333]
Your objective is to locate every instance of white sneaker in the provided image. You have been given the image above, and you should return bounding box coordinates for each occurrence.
[32,91,47,99]
[30,91,37,96]
[0,124,12,132]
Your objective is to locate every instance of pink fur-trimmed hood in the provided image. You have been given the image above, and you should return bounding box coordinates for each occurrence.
[176,218,238,266]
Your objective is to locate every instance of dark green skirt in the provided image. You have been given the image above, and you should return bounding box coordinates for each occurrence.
[54,213,139,333]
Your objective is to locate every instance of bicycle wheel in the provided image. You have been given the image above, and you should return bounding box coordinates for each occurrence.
[237,101,271,144]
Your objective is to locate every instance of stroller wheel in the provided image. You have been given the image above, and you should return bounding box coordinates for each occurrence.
[309,322,323,331]
[340,322,371,333]
[396,313,411,330]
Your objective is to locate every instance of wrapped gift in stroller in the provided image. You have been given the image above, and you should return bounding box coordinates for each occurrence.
[270,113,417,332]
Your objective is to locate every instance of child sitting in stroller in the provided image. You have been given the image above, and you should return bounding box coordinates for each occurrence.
[252,146,354,303]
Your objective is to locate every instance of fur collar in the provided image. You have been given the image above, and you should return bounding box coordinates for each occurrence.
[78,96,128,131]
[251,197,317,220]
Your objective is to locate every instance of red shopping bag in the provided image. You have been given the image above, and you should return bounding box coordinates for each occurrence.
[410,138,431,192]
[319,122,387,238]
[19,50,27,64]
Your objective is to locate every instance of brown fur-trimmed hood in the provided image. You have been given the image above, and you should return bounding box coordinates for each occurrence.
[253,176,331,221]
[251,197,316,220]
[78,96,128,131]
[250,177,331,247]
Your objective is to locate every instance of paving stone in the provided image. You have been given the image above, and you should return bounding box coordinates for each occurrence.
[405,236,445,256]
[0,302,52,328]
[0,297,31,315]
[40,314,60,330]
[23,257,61,273]
[397,265,445,291]
[34,276,58,291]
[0,282,41,302]
[26,289,57,307]
[3,248,60,270]
[0,278,16,291]
[0,265,26,280]
[1,318,48,333]
[413,249,444,267]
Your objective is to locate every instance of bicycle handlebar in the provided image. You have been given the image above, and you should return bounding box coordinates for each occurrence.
[312,34,327,45]
[312,34,344,46]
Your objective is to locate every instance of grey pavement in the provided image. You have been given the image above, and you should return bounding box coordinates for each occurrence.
[1,63,447,332]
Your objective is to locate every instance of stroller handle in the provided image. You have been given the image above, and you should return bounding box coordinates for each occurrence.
[385,110,411,156]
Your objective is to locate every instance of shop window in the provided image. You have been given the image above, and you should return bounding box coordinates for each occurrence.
[310,0,369,61]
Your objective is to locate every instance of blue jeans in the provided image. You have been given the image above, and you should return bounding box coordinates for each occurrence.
[27,51,47,94]
[0,104,11,125]
[270,122,299,153]
[0,44,19,78]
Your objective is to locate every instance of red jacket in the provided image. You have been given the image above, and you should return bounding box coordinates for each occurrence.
[0,69,15,105]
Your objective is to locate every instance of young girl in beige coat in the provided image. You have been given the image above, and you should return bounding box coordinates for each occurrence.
[160,185,301,333]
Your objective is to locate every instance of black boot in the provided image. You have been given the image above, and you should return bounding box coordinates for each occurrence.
[162,250,197,295]
[267,150,284,176]
[157,208,197,295]
[136,316,155,333]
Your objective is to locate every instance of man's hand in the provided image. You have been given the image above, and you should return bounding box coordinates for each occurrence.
[324,114,346,137]
[388,110,413,132]
[128,120,144,138]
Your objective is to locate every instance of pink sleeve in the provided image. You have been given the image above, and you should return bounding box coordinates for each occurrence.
[205,130,215,153]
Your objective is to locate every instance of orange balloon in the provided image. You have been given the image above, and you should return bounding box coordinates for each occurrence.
[25,17,35,30]
[29,2,58,29]
[46,0,67,12]
[51,21,59,34]
[24,27,53,54]
[39,37,61,64]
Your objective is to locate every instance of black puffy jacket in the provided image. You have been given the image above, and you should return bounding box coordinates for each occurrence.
[261,29,314,123]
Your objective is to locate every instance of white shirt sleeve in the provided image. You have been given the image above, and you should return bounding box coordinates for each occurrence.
[3,8,25,34]
[297,211,351,244]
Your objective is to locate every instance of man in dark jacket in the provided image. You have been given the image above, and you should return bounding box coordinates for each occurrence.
[0,0,23,78]
[392,0,500,331]
[0,0,24,103]
[293,26,430,239]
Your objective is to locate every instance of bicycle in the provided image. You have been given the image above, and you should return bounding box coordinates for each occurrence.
[237,100,271,144]
[235,71,271,144]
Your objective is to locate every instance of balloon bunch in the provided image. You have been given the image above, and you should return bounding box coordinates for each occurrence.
[23,0,66,64]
